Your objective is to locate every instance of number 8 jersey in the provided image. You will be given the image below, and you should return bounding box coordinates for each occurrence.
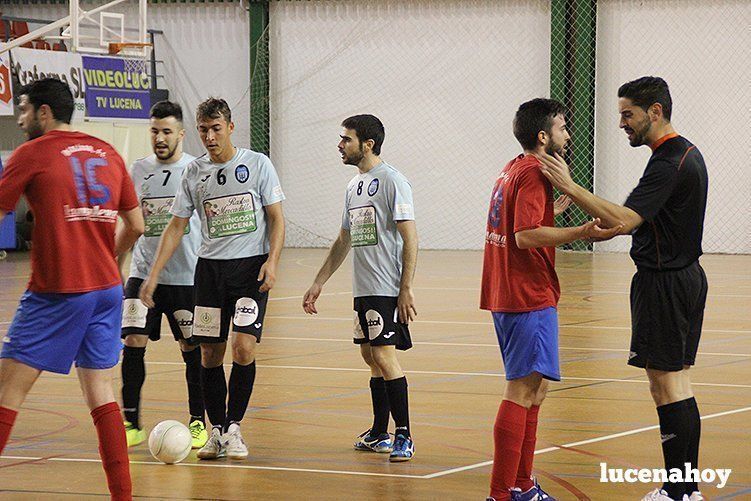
[342,161,415,298]
[129,152,200,285]
[171,148,285,259]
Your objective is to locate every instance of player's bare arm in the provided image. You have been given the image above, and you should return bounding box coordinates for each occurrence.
[114,207,145,257]
[302,228,351,315]
[515,218,623,250]
[0,209,6,222]
[258,201,285,293]
[537,152,643,233]
[396,220,418,324]
[139,215,189,308]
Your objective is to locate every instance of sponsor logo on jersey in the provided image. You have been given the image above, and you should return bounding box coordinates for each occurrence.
[368,178,379,196]
[235,164,249,183]
[173,309,193,338]
[200,175,211,182]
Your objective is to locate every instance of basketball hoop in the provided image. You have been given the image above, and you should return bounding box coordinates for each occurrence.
[109,42,152,85]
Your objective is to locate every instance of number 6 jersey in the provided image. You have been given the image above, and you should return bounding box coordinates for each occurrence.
[171,148,285,260]
[129,152,200,285]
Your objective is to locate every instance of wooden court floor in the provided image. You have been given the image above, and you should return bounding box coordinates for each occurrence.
[0,248,749,500]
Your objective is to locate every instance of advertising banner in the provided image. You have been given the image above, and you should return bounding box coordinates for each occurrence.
[82,55,150,119]
[0,53,13,117]
[10,47,86,117]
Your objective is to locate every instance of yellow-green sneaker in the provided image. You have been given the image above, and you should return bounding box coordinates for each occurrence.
[189,420,209,449]
[124,421,146,447]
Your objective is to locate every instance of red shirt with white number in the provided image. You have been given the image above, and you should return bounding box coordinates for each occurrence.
[480,154,560,312]
[0,130,138,293]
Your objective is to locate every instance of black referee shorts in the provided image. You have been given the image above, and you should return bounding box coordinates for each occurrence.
[628,261,708,372]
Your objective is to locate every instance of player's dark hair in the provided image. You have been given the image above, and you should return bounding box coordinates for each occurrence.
[513,98,567,151]
[150,100,183,123]
[618,76,672,121]
[341,114,385,155]
[196,97,231,124]
[18,77,75,124]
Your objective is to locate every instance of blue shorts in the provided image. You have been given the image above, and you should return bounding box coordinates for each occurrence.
[1,285,124,374]
[492,306,560,381]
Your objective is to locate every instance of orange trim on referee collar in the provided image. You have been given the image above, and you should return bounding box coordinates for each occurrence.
[650,132,679,151]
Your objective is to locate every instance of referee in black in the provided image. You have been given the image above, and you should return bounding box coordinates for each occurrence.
[537,76,708,501]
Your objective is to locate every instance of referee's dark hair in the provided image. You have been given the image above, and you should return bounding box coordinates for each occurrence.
[18,78,75,124]
[150,100,183,123]
[513,98,567,151]
[342,114,385,155]
[618,76,672,122]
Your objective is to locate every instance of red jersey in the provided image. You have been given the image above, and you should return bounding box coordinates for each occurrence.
[480,154,560,312]
[0,130,138,293]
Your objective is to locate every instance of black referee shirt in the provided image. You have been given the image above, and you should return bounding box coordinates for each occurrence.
[624,134,708,271]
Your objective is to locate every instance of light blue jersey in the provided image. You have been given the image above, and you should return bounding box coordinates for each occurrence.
[342,162,415,297]
[171,148,285,259]
[129,153,200,285]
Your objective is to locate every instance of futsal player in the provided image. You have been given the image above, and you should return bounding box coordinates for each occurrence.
[537,77,708,501]
[140,98,285,460]
[303,114,418,462]
[0,78,143,501]
[481,98,621,501]
[119,100,207,449]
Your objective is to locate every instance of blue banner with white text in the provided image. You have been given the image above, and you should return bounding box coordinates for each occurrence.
[82,56,150,119]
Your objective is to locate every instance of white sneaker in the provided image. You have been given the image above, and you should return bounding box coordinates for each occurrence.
[641,489,675,501]
[224,423,248,460]
[683,492,704,501]
[197,427,226,460]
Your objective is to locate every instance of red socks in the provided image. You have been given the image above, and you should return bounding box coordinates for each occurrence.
[516,405,540,491]
[0,406,18,455]
[91,402,132,501]
[489,400,528,500]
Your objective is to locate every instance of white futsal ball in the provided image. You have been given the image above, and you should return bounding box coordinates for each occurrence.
[148,420,192,464]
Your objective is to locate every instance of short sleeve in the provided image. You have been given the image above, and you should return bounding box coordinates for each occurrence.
[341,186,350,230]
[390,175,415,221]
[171,164,196,218]
[259,155,285,206]
[0,146,35,212]
[624,159,678,221]
[116,155,138,211]
[513,169,548,233]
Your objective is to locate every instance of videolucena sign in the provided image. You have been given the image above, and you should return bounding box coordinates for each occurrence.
[9,48,150,120]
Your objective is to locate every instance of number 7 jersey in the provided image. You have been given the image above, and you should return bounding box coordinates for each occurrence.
[171,148,285,259]
[129,152,200,285]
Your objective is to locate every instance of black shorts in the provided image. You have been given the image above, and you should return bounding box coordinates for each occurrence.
[353,296,412,351]
[192,255,269,344]
[122,277,196,344]
[628,261,708,371]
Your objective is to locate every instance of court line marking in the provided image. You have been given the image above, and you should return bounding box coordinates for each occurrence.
[263,336,751,358]
[0,455,424,479]
[136,361,751,389]
[422,405,751,479]
[265,315,751,334]
[4,406,749,481]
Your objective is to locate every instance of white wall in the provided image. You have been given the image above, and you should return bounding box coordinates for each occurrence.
[270,0,551,248]
[594,0,751,254]
[3,1,250,157]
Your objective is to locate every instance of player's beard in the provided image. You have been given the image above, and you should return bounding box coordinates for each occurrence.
[627,116,652,147]
[343,145,365,166]
[24,117,44,140]
[545,139,567,157]
[154,141,178,161]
